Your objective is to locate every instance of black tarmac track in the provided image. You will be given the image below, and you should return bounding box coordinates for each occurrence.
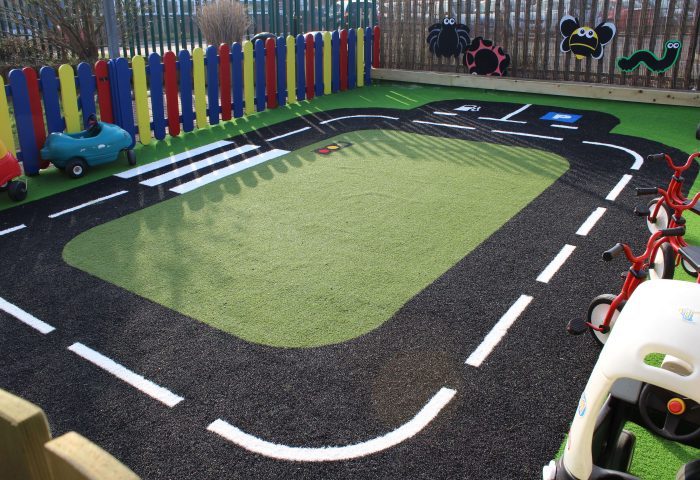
[1,100,696,479]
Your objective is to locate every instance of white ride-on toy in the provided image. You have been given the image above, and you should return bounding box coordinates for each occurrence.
[544,280,700,480]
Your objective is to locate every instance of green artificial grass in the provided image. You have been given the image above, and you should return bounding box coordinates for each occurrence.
[64,129,568,347]
[2,81,698,211]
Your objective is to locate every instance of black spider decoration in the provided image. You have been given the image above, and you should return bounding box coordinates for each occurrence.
[559,15,616,60]
[427,16,471,58]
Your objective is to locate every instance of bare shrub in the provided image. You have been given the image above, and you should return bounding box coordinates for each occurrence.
[197,0,251,46]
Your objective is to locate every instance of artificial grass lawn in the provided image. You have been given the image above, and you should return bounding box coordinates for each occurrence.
[64,129,568,347]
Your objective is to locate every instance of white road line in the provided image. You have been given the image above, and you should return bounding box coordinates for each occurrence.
[115,140,233,179]
[265,127,311,142]
[0,296,55,334]
[319,115,399,125]
[491,130,563,141]
[48,191,128,219]
[207,387,456,461]
[67,343,184,408]
[551,124,578,130]
[582,141,644,170]
[576,207,607,236]
[605,174,633,201]
[170,149,289,195]
[465,295,533,368]
[537,244,576,283]
[412,120,475,130]
[479,104,531,123]
[0,224,27,236]
[141,145,259,187]
[433,111,458,116]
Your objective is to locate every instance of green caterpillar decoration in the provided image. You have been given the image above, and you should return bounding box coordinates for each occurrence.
[617,40,682,73]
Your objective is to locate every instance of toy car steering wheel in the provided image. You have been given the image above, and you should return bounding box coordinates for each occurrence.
[639,384,700,442]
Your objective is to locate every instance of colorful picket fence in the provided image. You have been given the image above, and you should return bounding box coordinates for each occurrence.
[0,27,381,176]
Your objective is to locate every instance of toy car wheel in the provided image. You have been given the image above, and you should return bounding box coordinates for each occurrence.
[0,181,7,192]
[66,157,87,179]
[648,242,676,280]
[126,149,136,166]
[587,294,623,346]
[646,197,670,234]
[7,180,27,201]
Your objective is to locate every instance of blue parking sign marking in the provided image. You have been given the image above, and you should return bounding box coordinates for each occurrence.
[540,112,582,123]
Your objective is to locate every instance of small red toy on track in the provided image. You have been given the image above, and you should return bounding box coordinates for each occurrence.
[0,141,27,202]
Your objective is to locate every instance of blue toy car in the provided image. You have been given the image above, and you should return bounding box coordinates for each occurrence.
[40,115,135,179]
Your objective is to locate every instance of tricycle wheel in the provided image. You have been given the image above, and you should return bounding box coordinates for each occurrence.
[126,149,136,166]
[7,180,27,201]
[66,157,87,179]
[648,242,675,280]
[587,294,623,346]
[646,197,670,234]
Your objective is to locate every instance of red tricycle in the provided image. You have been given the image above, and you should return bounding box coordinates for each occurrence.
[0,140,27,202]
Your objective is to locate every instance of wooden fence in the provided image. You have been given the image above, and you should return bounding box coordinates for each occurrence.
[1,27,380,175]
[380,0,700,90]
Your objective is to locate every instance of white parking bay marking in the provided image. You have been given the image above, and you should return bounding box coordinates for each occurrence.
[465,295,533,367]
[68,343,184,407]
[479,104,532,123]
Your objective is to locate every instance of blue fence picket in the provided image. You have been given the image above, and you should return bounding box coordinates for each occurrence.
[39,67,63,134]
[295,34,305,101]
[8,69,39,173]
[276,36,286,107]
[331,30,340,93]
[254,39,266,112]
[348,29,357,89]
[148,53,166,140]
[314,32,324,97]
[179,50,194,132]
[231,43,244,118]
[365,27,372,84]
[206,45,220,124]
[113,58,136,147]
[77,63,96,128]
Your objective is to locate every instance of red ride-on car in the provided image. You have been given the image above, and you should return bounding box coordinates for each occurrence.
[0,141,27,202]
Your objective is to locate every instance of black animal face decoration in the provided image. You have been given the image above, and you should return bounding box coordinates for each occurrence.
[427,16,471,57]
[559,15,616,60]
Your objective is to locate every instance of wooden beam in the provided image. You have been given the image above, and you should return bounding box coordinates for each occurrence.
[44,431,140,480]
[0,388,52,480]
[372,68,700,107]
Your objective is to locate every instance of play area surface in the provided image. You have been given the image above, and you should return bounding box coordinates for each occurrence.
[1,82,699,479]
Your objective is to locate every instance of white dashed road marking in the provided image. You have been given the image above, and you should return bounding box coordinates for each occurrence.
[605,174,633,201]
[576,207,607,236]
[537,244,576,283]
[319,115,399,125]
[491,130,563,141]
[266,127,312,142]
[0,296,55,334]
[68,343,184,407]
[412,120,475,130]
[465,295,534,367]
[48,191,129,219]
[0,224,27,236]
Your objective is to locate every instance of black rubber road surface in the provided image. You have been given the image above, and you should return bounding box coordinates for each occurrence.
[1,100,695,479]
